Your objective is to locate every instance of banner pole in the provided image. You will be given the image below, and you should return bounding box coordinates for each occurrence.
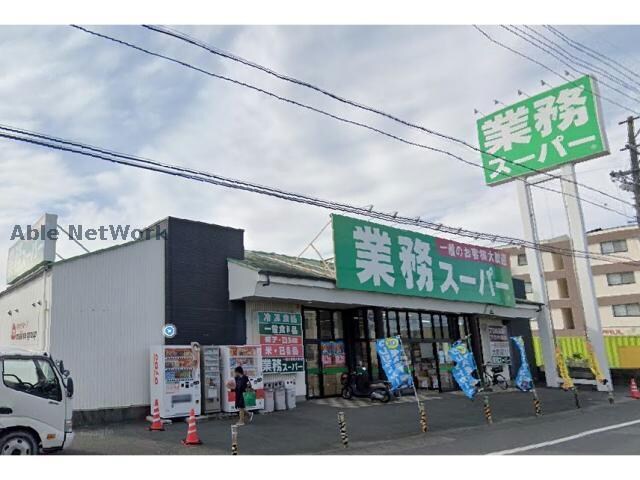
[463,334,484,393]
[400,338,421,411]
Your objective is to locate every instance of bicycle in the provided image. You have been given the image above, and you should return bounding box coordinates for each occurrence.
[481,363,509,391]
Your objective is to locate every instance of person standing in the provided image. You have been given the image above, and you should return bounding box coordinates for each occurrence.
[233,366,253,426]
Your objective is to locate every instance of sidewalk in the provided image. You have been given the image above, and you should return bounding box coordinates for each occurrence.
[63,385,631,455]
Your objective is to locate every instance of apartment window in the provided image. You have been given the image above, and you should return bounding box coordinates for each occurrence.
[551,253,564,270]
[601,239,628,254]
[557,278,570,298]
[560,308,575,330]
[524,282,533,294]
[612,303,640,317]
[607,272,635,286]
[517,254,528,266]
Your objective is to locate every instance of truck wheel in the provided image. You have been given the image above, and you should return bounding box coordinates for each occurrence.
[0,430,39,455]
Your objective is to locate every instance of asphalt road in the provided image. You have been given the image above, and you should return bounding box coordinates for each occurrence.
[334,396,640,455]
[62,386,639,455]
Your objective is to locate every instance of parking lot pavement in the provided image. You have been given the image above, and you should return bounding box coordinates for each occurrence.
[62,385,631,455]
[333,394,640,455]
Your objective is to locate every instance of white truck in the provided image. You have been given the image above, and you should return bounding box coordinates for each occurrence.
[0,347,75,454]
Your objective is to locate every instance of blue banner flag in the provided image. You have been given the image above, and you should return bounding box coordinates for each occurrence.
[511,336,533,392]
[449,340,480,399]
[375,336,413,392]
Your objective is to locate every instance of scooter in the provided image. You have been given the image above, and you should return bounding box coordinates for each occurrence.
[340,368,393,402]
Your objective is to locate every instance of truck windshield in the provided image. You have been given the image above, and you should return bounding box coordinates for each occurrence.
[2,357,62,402]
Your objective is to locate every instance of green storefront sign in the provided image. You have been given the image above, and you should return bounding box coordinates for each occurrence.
[332,215,515,307]
[477,75,609,186]
[258,312,304,373]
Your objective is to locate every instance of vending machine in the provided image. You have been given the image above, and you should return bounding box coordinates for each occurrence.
[220,345,264,412]
[200,345,221,414]
[150,345,201,418]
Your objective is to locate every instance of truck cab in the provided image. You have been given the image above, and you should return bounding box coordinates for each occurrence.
[0,347,75,454]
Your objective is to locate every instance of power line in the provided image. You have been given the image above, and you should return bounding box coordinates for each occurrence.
[57,224,91,253]
[500,25,640,110]
[0,124,637,267]
[139,24,636,214]
[505,25,640,101]
[525,25,640,95]
[577,26,640,71]
[68,25,635,223]
[545,26,640,90]
[473,25,640,117]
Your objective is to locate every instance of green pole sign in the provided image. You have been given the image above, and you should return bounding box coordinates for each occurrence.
[477,75,609,186]
[332,215,515,307]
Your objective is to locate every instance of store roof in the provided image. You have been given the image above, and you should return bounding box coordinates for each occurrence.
[236,250,336,282]
[233,250,535,305]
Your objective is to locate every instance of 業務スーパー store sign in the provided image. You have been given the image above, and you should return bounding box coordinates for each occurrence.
[477,75,608,186]
[257,312,304,373]
[332,215,515,307]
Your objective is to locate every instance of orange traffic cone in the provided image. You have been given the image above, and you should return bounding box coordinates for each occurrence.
[149,399,164,431]
[630,378,640,399]
[182,409,202,445]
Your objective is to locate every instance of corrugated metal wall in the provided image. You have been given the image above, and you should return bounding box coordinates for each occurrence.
[49,239,165,411]
[245,300,306,397]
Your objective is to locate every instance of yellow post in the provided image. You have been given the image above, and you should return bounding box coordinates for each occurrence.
[419,402,428,433]
[337,411,349,448]
[586,340,615,405]
[532,388,542,416]
[483,394,493,425]
[231,424,238,455]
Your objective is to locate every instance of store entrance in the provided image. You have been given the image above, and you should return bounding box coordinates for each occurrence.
[303,309,347,398]
[303,307,472,397]
[409,341,455,391]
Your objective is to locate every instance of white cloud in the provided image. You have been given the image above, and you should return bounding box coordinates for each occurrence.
[1,25,638,287]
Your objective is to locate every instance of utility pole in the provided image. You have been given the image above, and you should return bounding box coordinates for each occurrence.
[611,116,640,225]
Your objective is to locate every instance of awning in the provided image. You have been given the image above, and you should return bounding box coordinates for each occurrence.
[228,252,541,319]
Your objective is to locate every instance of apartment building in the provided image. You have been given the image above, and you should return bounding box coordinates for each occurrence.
[500,225,640,336]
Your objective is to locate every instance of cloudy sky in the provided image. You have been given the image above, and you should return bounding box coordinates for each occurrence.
[1,25,639,287]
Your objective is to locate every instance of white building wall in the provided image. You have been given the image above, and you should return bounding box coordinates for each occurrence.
[508,229,640,335]
[588,235,640,267]
[509,253,529,277]
[49,239,165,411]
[244,300,306,398]
[593,272,638,296]
[549,308,566,330]
[0,270,52,352]
[598,305,640,335]
[546,279,560,300]
[541,252,555,272]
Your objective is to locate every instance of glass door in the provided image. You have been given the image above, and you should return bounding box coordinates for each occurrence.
[435,341,456,392]
[303,309,346,398]
[412,341,439,390]
[304,344,320,398]
[320,311,346,397]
